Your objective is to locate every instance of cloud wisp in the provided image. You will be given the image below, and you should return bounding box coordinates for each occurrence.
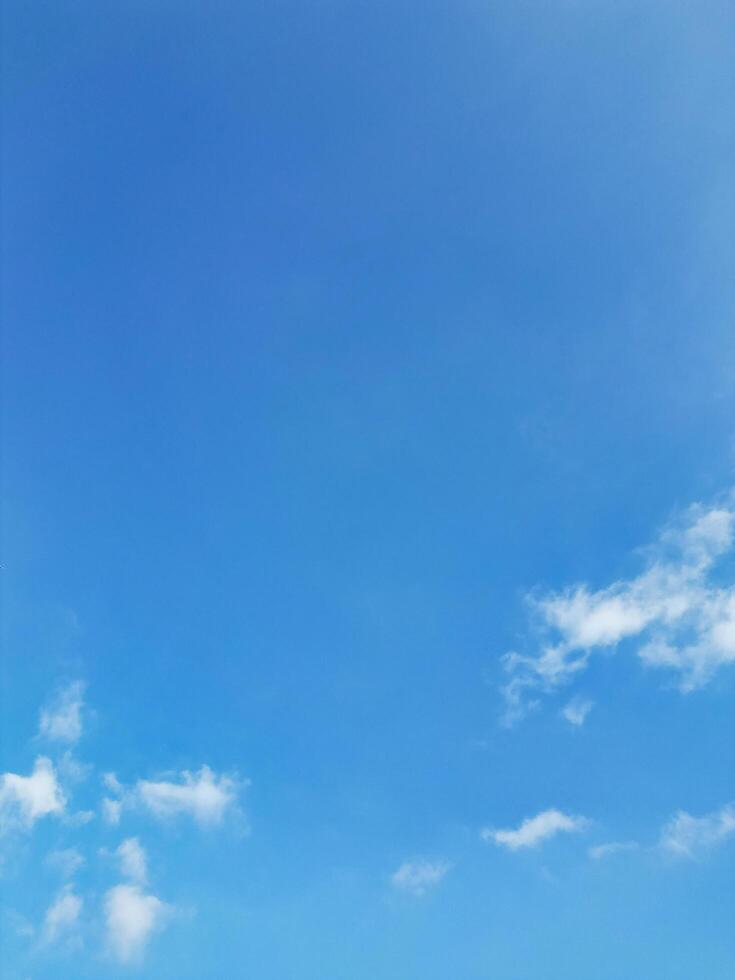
[46,847,85,879]
[42,885,83,946]
[39,681,86,744]
[102,767,245,829]
[116,837,148,884]
[482,809,589,850]
[137,767,241,826]
[502,500,735,723]
[391,859,452,896]
[561,697,594,727]
[660,803,735,858]
[588,841,639,860]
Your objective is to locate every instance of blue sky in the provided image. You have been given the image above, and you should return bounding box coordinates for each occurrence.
[2,1,734,977]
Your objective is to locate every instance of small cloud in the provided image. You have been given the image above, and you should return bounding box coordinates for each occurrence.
[102,798,122,826]
[104,884,169,964]
[46,848,85,879]
[588,841,639,860]
[561,697,594,727]
[482,808,589,850]
[4,908,35,940]
[0,757,66,833]
[99,767,245,829]
[103,772,123,795]
[42,885,82,945]
[660,803,735,858]
[116,838,147,884]
[391,859,451,896]
[58,751,92,784]
[135,766,244,828]
[65,808,95,828]
[100,773,124,825]
[39,682,86,744]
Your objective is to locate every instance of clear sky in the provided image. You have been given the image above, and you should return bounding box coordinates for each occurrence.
[2,2,734,978]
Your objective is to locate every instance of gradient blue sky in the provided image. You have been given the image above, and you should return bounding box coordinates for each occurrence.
[2,2,734,978]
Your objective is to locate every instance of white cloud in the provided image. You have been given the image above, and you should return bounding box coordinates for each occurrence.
[104,884,169,964]
[116,837,147,884]
[588,841,639,860]
[561,697,594,727]
[46,848,85,879]
[136,766,241,827]
[502,500,735,722]
[102,798,122,826]
[482,809,589,850]
[103,772,123,795]
[65,808,95,828]
[660,803,735,858]
[391,859,451,896]
[39,681,85,744]
[42,885,82,945]
[5,908,35,939]
[0,757,65,832]
[58,750,91,784]
[99,766,243,828]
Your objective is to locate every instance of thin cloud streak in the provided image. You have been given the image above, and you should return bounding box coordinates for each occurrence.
[482,809,589,850]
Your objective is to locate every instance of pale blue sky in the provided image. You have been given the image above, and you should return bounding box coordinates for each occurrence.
[2,2,734,977]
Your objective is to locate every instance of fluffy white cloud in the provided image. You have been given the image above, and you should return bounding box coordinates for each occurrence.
[0,757,65,832]
[42,885,83,945]
[100,766,244,828]
[660,804,735,858]
[104,884,168,964]
[39,681,85,744]
[117,837,147,883]
[502,501,735,722]
[391,859,451,896]
[136,766,241,827]
[46,847,85,878]
[561,697,594,727]
[588,841,639,860]
[482,809,589,850]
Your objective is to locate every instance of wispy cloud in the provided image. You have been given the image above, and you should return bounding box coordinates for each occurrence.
[46,847,85,879]
[39,681,86,744]
[0,757,66,832]
[588,841,639,860]
[391,859,451,896]
[100,773,123,825]
[42,885,83,946]
[135,767,243,827]
[58,750,91,784]
[502,500,735,723]
[137,767,238,825]
[103,772,123,795]
[102,797,122,825]
[104,884,169,964]
[660,803,735,858]
[561,697,594,727]
[482,809,589,850]
[99,766,243,828]
[116,837,147,884]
